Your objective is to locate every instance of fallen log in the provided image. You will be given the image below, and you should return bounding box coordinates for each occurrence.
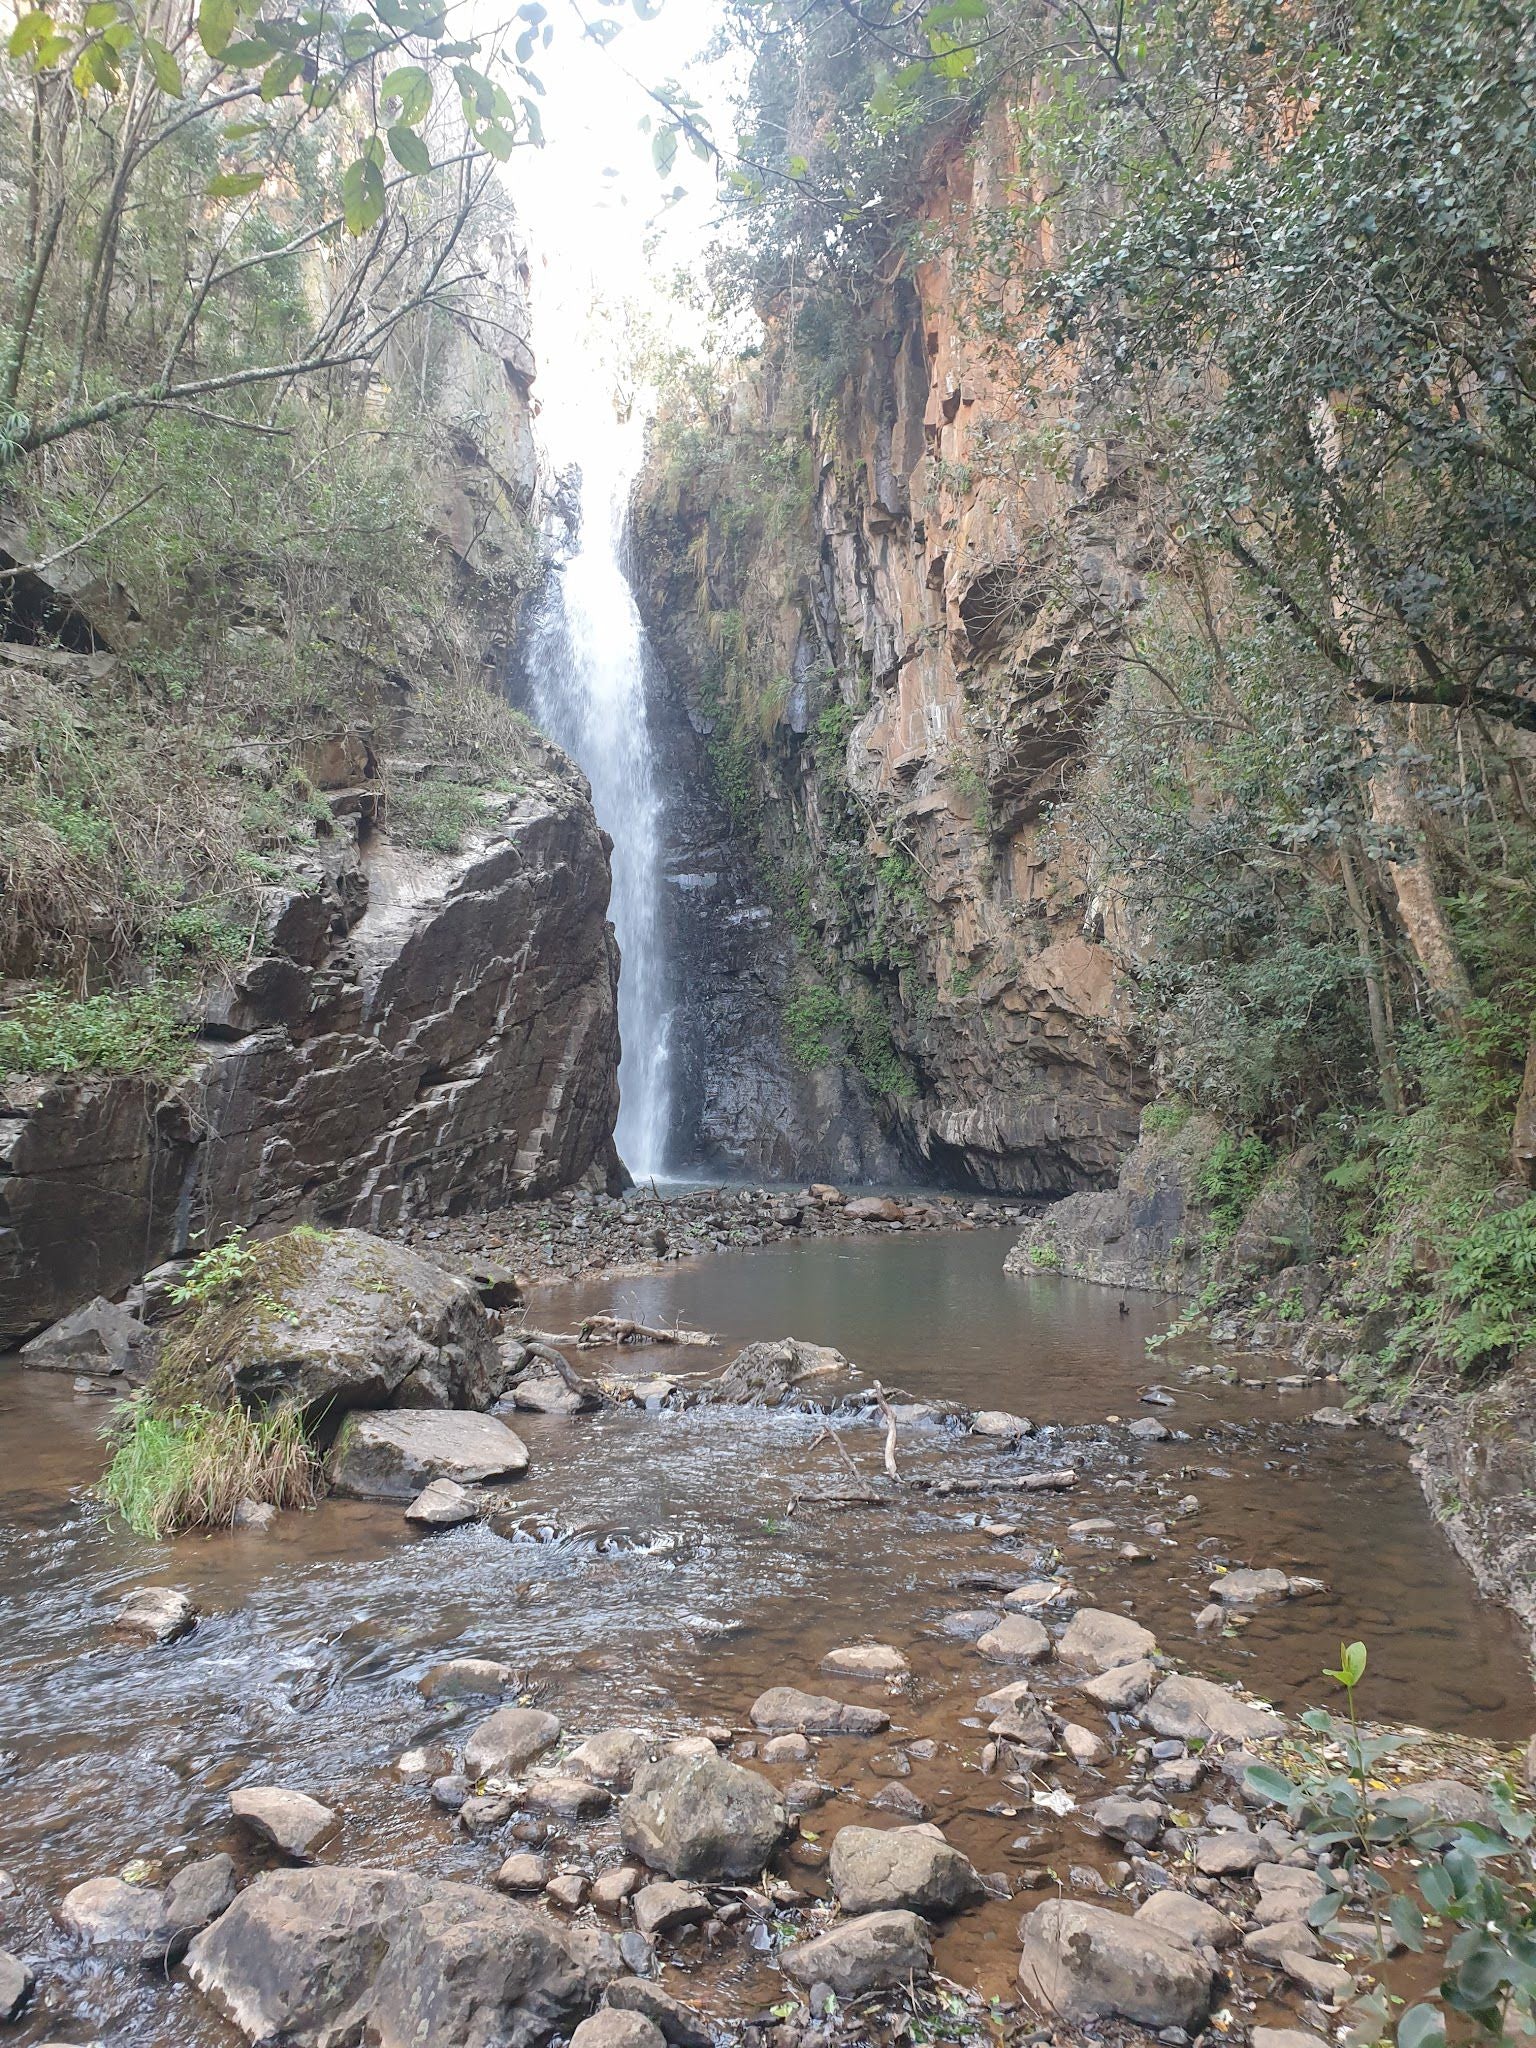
[574,1315,716,1349]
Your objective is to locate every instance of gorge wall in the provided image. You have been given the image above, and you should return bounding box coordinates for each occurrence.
[0,239,623,1344]
[632,101,1148,1193]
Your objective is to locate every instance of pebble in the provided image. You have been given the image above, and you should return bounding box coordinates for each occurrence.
[544,1871,588,1910]
[112,1587,197,1644]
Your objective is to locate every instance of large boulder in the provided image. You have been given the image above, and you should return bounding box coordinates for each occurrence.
[1056,1608,1157,1672]
[1018,1899,1215,2028]
[703,1339,857,1408]
[330,1409,529,1499]
[21,1293,150,1378]
[153,1229,501,1421]
[619,1752,789,1881]
[829,1826,984,1917]
[781,1911,933,1997]
[749,1687,888,1735]
[186,1866,616,2048]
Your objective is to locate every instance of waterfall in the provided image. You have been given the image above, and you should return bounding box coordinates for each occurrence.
[523,380,672,1182]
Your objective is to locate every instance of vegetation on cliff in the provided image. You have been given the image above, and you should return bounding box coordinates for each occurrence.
[638,0,1536,1368]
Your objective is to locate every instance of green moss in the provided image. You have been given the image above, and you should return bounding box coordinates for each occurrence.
[784,980,852,1070]
[152,1227,333,1411]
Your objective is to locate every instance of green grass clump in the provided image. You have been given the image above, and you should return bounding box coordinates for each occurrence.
[0,984,192,1085]
[385,777,495,853]
[98,1401,318,1538]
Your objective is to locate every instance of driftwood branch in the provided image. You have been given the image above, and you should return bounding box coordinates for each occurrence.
[870,1380,901,1482]
[575,1315,715,1350]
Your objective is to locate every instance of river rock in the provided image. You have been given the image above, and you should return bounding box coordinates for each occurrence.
[975,1615,1051,1664]
[1018,1899,1215,2028]
[161,1854,237,1940]
[59,1876,167,1946]
[1253,1864,1325,1923]
[185,1866,617,2047]
[1088,1795,1164,1847]
[513,1374,594,1416]
[166,1230,501,1417]
[1056,1607,1157,1671]
[1243,1917,1319,1963]
[971,1410,1031,1439]
[820,1644,908,1681]
[496,1853,550,1893]
[112,1585,197,1643]
[331,1408,530,1499]
[1284,1951,1355,2003]
[566,1729,657,1789]
[1194,1830,1265,1875]
[1060,1722,1107,1765]
[844,1197,903,1222]
[631,1882,709,1938]
[463,1707,561,1780]
[705,1338,853,1407]
[0,1950,31,2021]
[763,1733,812,1763]
[22,1294,148,1377]
[230,1787,339,1861]
[781,1910,933,1997]
[571,2016,664,2048]
[1391,1777,1500,1827]
[1142,1675,1281,1744]
[1134,1891,1238,1950]
[604,1978,712,2048]
[544,1873,587,1911]
[620,1752,789,1881]
[404,1478,480,1527]
[1253,2032,1329,2048]
[829,1825,984,1916]
[1079,1659,1157,1709]
[750,1686,889,1735]
[1211,1568,1292,1606]
[524,1775,611,1820]
[419,1656,512,1699]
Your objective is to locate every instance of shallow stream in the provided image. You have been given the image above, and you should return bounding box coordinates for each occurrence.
[1,1229,1530,2044]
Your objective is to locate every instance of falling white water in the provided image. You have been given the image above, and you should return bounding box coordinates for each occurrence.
[522,350,671,1181]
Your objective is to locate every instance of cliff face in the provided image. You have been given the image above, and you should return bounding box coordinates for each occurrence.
[633,104,1147,1193]
[0,243,624,1343]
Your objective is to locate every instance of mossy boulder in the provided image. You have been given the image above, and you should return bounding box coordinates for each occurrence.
[151,1227,500,1424]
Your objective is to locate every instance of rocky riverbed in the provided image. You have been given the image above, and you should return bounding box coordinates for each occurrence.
[2,1222,1532,2048]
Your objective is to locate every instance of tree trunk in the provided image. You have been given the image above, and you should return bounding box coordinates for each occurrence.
[1514,1040,1536,1190]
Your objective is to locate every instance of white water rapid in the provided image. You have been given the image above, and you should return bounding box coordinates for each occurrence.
[522,352,672,1181]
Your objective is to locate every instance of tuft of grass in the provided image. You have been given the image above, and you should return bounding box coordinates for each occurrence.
[98,1400,318,1539]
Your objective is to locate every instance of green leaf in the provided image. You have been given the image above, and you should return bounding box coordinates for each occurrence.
[519,94,543,145]
[651,124,677,175]
[1241,1763,1296,1806]
[198,0,236,57]
[584,16,619,42]
[381,62,432,123]
[217,36,276,64]
[1389,1892,1427,1952]
[1418,1860,1457,1913]
[1324,1640,1367,1689]
[1397,2003,1443,2048]
[386,123,430,174]
[83,1,117,26]
[141,33,183,93]
[475,119,516,160]
[7,10,55,58]
[206,169,265,197]
[453,59,495,115]
[258,51,302,99]
[341,153,386,234]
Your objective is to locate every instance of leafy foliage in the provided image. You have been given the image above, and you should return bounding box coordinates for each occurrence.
[99,1399,318,1537]
[0,984,191,1083]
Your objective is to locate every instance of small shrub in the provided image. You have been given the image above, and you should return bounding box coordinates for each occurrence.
[1198,1131,1272,1239]
[169,1227,265,1309]
[1443,1200,1536,1374]
[98,1401,318,1538]
[0,984,192,1084]
[1142,1098,1192,1137]
[385,778,492,854]
[784,981,851,1070]
[1027,1242,1062,1269]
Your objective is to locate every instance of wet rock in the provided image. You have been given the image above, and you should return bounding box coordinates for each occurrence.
[566,1729,657,1790]
[0,1949,31,2021]
[870,1783,930,1819]
[1004,1580,1074,1613]
[784,1778,832,1815]
[1242,1917,1319,1963]
[1142,1676,1281,1745]
[820,1644,908,1681]
[463,1707,561,1780]
[1061,1722,1108,1765]
[233,1498,278,1531]
[405,1478,480,1528]
[544,1873,588,1911]
[230,1787,338,1861]
[604,1978,713,2048]
[1310,1408,1354,1428]
[22,1294,148,1377]
[186,1866,617,2048]
[525,1776,612,1820]
[632,1882,709,1938]
[844,1197,903,1222]
[975,1615,1052,1664]
[59,1876,166,1946]
[161,1854,237,1943]
[938,1608,1003,1640]
[763,1733,812,1764]
[1089,1796,1164,1847]
[1210,1568,1291,1607]
[514,1374,596,1417]
[828,1825,984,1917]
[971,1410,1032,1439]
[330,1409,529,1500]
[419,1656,512,1700]
[750,1687,889,1736]
[1127,1417,1170,1442]
[1017,1899,1215,2029]
[112,1585,197,1643]
[591,1867,642,1914]
[571,2016,664,2048]
[1253,2032,1329,2048]
[1080,1660,1157,1710]
[1068,1518,1117,1539]
[1056,1608,1157,1672]
[618,1929,654,1975]
[1283,1951,1355,2003]
[667,1735,719,1762]
[705,1339,852,1408]
[496,1853,550,1893]
[1193,1831,1264,1876]
[620,1752,789,1881]
[431,1773,469,1811]
[976,1677,1034,1715]
[1134,1892,1237,1950]
[781,1911,933,1998]
[460,1795,513,1835]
